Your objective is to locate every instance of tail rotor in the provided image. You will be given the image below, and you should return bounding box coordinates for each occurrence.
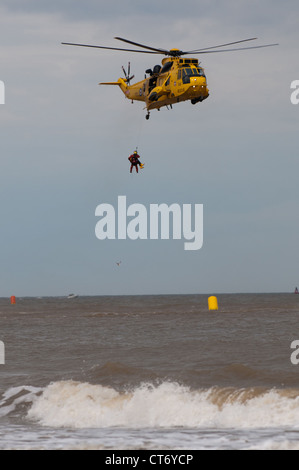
[122,62,135,84]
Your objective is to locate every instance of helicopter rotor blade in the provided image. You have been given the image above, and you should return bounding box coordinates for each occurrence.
[186,37,258,53]
[62,38,278,58]
[114,37,170,55]
[184,43,279,55]
[61,42,161,54]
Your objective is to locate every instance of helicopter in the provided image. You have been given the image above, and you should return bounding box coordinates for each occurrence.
[62,37,278,120]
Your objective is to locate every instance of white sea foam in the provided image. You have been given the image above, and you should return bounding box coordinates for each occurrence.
[26,380,299,430]
[0,385,42,418]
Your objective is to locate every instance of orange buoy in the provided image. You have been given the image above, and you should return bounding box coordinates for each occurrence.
[10,296,16,305]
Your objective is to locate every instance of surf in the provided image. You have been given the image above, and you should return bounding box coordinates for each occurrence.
[20,380,299,429]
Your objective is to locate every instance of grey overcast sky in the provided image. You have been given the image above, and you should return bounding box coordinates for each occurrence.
[0,0,298,297]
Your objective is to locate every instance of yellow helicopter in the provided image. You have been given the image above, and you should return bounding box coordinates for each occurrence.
[62,37,278,120]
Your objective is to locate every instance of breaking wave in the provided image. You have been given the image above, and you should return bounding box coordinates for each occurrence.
[15,380,299,429]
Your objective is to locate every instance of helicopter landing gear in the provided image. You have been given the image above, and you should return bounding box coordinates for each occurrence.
[145,112,150,120]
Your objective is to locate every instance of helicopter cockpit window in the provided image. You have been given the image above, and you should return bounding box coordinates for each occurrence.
[196,67,205,77]
[182,68,192,83]
[187,67,205,77]
[182,67,205,83]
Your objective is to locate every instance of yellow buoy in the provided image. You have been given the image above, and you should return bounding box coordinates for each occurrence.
[208,296,218,311]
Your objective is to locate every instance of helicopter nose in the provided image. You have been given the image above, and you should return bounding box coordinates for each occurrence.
[190,76,207,94]
[190,76,206,87]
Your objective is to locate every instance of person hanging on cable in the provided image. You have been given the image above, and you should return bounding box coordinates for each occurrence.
[128,150,144,173]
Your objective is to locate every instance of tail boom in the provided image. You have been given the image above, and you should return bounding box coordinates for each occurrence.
[99,78,146,103]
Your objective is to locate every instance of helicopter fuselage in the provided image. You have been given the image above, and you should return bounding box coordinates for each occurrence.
[100,57,209,116]
[64,36,277,118]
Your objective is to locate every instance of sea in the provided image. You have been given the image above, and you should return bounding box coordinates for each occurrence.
[1,293,299,451]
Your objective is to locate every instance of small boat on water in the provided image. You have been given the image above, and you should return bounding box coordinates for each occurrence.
[67,294,78,299]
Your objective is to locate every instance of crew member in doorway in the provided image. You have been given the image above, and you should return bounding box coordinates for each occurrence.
[128,150,144,173]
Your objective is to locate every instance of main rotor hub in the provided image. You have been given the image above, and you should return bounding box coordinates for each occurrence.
[168,48,183,57]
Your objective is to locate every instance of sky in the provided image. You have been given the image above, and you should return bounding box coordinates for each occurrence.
[0,0,298,297]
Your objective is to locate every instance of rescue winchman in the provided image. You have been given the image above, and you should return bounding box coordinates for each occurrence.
[128,150,144,173]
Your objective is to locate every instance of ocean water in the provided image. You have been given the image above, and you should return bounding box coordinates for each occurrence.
[1,293,299,450]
